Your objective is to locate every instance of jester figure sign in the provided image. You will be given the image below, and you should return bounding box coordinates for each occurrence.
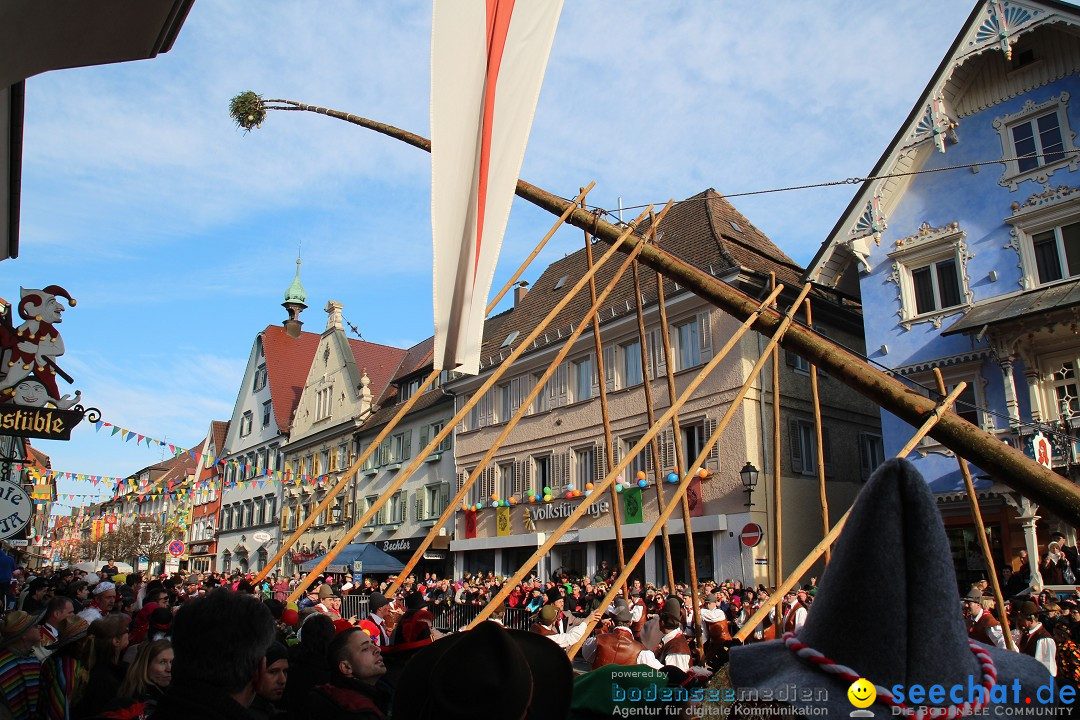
[0,285,81,409]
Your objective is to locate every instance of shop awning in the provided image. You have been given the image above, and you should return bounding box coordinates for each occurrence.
[300,542,406,575]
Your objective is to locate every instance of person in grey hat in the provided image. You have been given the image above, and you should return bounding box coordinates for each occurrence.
[963,587,1005,649]
[365,592,391,647]
[1014,600,1057,677]
[581,604,663,669]
[732,460,1059,717]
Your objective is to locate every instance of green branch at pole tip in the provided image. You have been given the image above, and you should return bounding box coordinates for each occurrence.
[229,91,267,132]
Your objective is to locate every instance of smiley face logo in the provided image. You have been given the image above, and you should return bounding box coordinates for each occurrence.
[847,678,877,709]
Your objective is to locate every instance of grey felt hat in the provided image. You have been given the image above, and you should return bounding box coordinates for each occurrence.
[730,459,1058,717]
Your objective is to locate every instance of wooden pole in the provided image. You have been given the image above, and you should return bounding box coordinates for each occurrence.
[631,258,676,590]
[653,243,702,653]
[933,369,1016,651]
[246,104,1080,526]
[583,189,626,574]
[253,368,440,584]
[384,204,672,597]
[771,273,782,586]
[805,299,830,564]
[287,208,655,603]
[488,183,595,310]
[734,381,969,642]
[463,284,788,630]
[566,283,815,659]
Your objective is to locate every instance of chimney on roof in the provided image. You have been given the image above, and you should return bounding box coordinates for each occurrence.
[282,258,308,339]
[514,281,529,307]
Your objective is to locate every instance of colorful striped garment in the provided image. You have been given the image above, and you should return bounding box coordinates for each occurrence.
[0,647,41,720]
[39,654,85,720]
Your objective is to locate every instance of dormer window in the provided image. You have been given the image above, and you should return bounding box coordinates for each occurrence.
[994,93,1079,190]
[887,221,972,329]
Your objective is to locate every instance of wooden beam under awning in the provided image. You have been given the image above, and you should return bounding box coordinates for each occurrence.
[0,0,194,261]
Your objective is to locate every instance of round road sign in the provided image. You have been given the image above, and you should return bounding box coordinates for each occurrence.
[168,540,186,557]
[740,522,763,548]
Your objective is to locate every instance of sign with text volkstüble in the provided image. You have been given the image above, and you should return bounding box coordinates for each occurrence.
[0,405,84,440]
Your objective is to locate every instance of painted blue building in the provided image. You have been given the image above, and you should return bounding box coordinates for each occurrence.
[808,0,1080,589]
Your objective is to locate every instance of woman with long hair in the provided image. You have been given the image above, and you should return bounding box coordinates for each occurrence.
[39,616,91,720]
[114,639,173,715]
[72,615,130,719]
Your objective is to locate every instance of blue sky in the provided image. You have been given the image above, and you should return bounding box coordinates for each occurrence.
[7,1,979,510]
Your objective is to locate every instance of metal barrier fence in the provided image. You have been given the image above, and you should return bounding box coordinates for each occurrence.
[338,595,534,633]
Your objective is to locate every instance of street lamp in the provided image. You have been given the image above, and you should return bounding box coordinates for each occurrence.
[740,461,759,507]
[331,505,342,524]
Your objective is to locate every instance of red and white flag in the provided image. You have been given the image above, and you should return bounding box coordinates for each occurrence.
[430,0,563,375]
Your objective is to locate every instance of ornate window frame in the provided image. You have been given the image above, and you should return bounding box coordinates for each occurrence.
[994,92,1080,191]
[1006,185,1080,290]
[887,221,973,329]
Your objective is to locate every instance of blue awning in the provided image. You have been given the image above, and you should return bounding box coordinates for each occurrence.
[299,542,406,575]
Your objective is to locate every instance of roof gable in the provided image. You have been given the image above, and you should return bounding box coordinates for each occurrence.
[808,0,1080,288]
[261,325,322,432]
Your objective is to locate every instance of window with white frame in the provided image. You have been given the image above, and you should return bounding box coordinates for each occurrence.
[387,491,406,524]
[390,431,411,463]
[498,461,515,500]
[497,382,512,423]
[572,355,593,403]
[994,93,1079,190]
[315,386,333,420]
[673,319,700,371]
[681,418,719,470]
[239,411,253,437]
[789,418,833,476]
[1032,221,1080,285]
[573,446,595,488]
[530,455,550,497]
[253,364,267,393]
[620,339,643,387]
[533,372,551,413]
[262,401,272,427]
[1041,355,1080,422]
[622,436,649,479]
[887,222,972,329]
[423,483,448,520]
[364,496,383,526]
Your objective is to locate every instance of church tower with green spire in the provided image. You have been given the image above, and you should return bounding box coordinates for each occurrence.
[282,258,307,338]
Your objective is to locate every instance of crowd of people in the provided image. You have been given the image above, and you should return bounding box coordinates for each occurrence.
[1,536,1078,718]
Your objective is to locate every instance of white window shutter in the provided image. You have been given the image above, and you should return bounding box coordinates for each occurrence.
[415,493,424,522]
[604,345,616,391]
[439,483,450,514]
[552,455,563,492]
[698,312,713,362]
[595,441,607,481]
[419,423,429,451]
[790,419,804,474]
[591,352,600,397]
[402,428,413,461]
[456,470,465,494]
[661,429,675,470]
[513,460,524,496]
[556,364,569,407]
[706,418,720,464]
[481,393,494,427]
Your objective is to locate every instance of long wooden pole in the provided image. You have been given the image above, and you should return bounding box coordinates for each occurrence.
[770,273,782,586]
[932,369,1016,651]
[253,368,439,584]
[631,258,676,590]
[653,246,702,649]
[805,299,831,564]
[463,284,787,630]
[734,382,969,642]
[583,190,626,573]
[567,283,815,659]
[287,208,654,602]
[385,204,673,597]
[244,103,1080,526]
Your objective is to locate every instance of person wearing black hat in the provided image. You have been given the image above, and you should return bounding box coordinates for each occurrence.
[250,642,288,720]
[581,604,663,669]
[544,585,568,634]
[963,587,1006,649]
[306,628,389,719]
[531,605,602,650]
[1015,600,1057,677]
[393,621,573,719]
[365,593,391,647]
[655,612,692,671]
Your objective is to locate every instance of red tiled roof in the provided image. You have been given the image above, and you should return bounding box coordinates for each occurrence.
[210,420,228,455]
[262,325,322,432]
[393,337,435,381]
[346,337,409,407]
[473,189,814,366]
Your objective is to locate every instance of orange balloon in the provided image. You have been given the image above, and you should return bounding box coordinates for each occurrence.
[491,494,499,501]
[697,467,709,478]
[585,483,594,491]
[636,470,647,481]
[509,496,517,505]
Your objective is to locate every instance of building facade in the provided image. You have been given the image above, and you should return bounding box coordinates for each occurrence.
[186,420,227,573]
[807,0,1080,588]
[448,190,878,586]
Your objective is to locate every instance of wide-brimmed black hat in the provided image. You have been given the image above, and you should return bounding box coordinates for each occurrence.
[393,621,572,719]
[731,459,1057,717]
[367,592,389,613]
[544,586,562,604]
[404,590,428,611]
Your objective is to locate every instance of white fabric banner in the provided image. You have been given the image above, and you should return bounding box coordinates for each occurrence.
[430,0,563,375]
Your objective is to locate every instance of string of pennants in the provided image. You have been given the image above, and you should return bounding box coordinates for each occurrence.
[93,421,192,455]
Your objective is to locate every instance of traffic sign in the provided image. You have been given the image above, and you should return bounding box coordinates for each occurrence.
[168,540,185,557]
[740,522,763,548]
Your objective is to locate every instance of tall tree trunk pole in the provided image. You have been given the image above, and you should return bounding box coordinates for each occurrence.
[805,300,831,564]
[240,101,1080,527]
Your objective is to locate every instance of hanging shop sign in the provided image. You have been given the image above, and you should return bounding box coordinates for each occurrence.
[0,481,31,540]
[0,285,98,442]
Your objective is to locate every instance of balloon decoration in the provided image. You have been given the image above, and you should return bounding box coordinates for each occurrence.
[638,479,648,488]
[543,493,553,502]
[585,482,594,491]
[667,472,679,484]
[697,467,709,478]
[637,470,647,481]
